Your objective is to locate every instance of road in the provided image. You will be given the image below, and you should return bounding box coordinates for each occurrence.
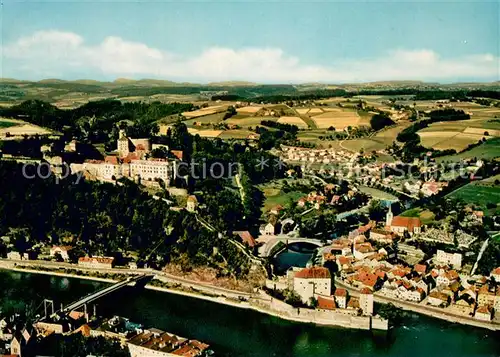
[0,258,253,298]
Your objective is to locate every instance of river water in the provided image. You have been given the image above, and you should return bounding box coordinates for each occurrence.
[1,270,500,357]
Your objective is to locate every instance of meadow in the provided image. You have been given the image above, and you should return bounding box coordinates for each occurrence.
[436,137,500,162]
[447,183,500,212]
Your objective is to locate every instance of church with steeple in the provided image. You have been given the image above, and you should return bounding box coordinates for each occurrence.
[386,204,422,236]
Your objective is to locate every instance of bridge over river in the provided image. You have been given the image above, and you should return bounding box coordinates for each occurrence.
[39,274,154,321]
[258,236,324,257]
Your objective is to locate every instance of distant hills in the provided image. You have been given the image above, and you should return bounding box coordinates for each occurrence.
[1,78,499,89]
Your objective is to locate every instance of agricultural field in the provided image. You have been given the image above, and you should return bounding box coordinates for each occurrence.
[400,208,436,224]
[0,122,52,137]
[237,106,263,114]
[226,116,276,128]
[277,116,308,128]
[418,115,500,151]
[447,182,500,213]
[187,128,223,138]
[339,138,386,152]
[363,123,413,149]
[309,109,361,130]
[218,129,256,139]
[436,138,500,162]
[183,112,226,126]
[182,105,227,119]
[0,120,20,129]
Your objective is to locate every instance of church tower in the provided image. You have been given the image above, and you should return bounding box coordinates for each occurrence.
[386,204,393,227]
[117,129,130,157]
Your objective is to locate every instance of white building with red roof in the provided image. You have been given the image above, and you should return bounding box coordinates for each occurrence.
[293,267,332,304]
[334,288,348,309]
[78,256,114,270]
[359,288,374,316]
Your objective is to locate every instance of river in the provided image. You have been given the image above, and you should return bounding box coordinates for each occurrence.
[1,270,500,357]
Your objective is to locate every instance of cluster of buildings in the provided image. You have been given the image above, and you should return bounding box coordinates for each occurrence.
[71,129,181,185]
[85,316,210,357]
[287,266,374,316]
[403,180,449,197]
[1,313,211,357]
[306,206,500,323]
[280,146,359,166]
[296,184,366,211]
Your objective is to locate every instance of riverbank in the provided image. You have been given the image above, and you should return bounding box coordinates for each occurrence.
[335,278,500,331]
[0,260,386,330]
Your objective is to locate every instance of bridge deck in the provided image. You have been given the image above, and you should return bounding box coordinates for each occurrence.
[61,275,150,313]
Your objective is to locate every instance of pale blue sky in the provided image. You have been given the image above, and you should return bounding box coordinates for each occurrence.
[1,1,499,82]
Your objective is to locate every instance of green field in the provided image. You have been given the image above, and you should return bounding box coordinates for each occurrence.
[400,208,436,224]
[259,181,305,213]
[0,120,19,128]
[263,191,303,212]
[447,183,500,212]
[436,138,500,162]
[183,112,226,126]
[358,186,398,200]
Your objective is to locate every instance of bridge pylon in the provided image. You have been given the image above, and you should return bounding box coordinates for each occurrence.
[43,299,54,319]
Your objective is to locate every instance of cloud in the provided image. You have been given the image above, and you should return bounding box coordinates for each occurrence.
[2,30,499,82]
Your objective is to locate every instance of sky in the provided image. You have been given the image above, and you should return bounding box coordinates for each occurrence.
[1,0,499,83]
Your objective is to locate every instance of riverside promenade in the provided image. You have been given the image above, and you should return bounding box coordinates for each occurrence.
[335,278,500,331]
[0,259,387,331]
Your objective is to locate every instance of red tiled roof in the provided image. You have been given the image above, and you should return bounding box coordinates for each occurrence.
[491,267,500,275]
[334,288,347,297]
[355,272,379,287]
[171,150,183,160]
[391,216,421,230]
[295,267,331,279]
[78,256,114,264]
[69,311,85,320]
[317,296,336,310]
[187,195,198,203]
[122,152,139,163]
[414,264,427,274]
[234,231,256,248]
[476,305,491,314]
[105,156,119,164]
[446,270,459,280]
[357,221,374,234]
[338,256,352,265]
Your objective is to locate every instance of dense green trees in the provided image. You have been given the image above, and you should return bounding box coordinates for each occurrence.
[477,240,500,276]
[0,161,250,277]
[370,113,395,131]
